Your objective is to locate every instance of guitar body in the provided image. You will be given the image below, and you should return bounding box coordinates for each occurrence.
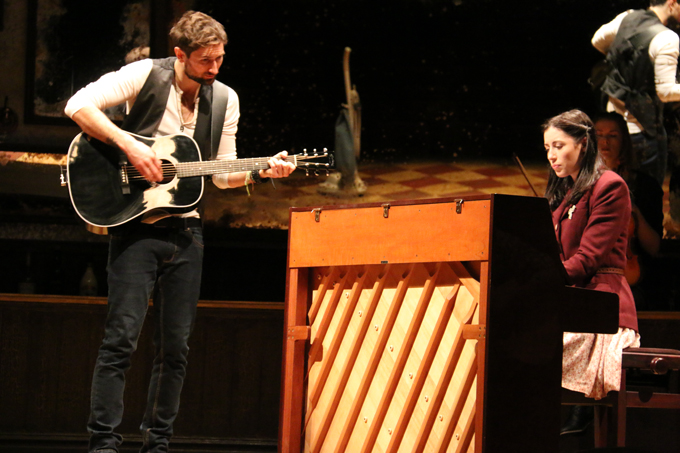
[67,132,204,228]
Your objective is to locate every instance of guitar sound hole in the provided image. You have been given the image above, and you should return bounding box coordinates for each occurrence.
[160,160,177,184]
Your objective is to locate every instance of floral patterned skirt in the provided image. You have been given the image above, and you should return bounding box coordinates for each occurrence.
[562,328,640,400]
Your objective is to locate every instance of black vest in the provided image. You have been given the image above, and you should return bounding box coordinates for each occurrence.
[601,10,668,136]
[121,57,230,161]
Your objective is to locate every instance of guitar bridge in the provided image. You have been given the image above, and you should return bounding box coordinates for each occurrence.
[120,165,131,195]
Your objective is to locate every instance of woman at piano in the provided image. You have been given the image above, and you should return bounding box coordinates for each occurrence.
[543,109,641,431]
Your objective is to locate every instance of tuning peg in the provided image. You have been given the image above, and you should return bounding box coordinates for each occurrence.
[302,148,308,156]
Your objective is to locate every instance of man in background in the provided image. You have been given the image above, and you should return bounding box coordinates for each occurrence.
[592,0,680,235]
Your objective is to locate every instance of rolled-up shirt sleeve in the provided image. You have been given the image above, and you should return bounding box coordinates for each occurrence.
[651,30,680,102]
[212,88,241,189]
[592,10,631,54]
[64,59,152,118]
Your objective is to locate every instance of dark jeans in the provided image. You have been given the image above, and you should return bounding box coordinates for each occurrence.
[88,225,204,453]
[631,129,667,187]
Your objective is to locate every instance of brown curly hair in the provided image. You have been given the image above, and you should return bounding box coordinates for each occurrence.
[169,11,228,57]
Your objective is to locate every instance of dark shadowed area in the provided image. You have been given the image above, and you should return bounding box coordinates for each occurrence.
[194,0,649,164]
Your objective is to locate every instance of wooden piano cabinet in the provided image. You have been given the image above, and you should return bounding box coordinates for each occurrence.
[279,194,618,453]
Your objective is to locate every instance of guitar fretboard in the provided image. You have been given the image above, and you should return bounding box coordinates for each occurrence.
[176,156,278,178]
[121,153,330,181]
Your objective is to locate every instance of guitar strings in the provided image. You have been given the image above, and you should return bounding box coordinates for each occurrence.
[123,153,329,180]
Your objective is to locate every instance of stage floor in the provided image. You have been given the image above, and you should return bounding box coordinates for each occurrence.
[203,158,549,229]
[202,158,674,232]
[0,151,673,235]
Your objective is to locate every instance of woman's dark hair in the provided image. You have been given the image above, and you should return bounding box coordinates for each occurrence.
[542,109,604,210]
[594,111,636,174]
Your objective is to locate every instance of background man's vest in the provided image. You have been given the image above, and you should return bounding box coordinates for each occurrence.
[601,10,668,136]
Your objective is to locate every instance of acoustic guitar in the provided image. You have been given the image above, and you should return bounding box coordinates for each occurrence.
[66,132,333,228]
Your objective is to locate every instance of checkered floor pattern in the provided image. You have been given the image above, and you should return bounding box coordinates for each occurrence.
[204,160,550,229]
[1,150,670,231]
[203,158,675,230]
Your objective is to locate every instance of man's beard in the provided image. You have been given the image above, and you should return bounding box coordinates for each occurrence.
[185,66,215,85]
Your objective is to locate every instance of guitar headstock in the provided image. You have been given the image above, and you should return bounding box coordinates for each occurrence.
[293,148,335,176]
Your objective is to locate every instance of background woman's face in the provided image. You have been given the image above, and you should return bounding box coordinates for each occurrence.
[595,119,622,170]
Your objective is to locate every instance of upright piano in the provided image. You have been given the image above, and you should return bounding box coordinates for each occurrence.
[279,194,619,453]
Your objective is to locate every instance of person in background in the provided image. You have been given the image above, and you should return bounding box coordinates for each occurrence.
[592,0,680,238]
[542,109,641,436]
[592,0,680,186]
[125,45,150,64]
[595,112,666,310]
[64,11,295,453]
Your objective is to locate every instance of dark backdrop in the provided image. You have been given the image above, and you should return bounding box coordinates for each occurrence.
[193,0,649,164]
[24,0,657,164]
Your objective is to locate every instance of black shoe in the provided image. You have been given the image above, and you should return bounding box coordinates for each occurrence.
[560,405,594,435]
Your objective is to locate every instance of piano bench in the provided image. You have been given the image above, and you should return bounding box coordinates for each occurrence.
[562,347,680,448]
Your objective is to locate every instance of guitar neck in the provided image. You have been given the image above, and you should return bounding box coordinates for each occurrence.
[176,156,275,178]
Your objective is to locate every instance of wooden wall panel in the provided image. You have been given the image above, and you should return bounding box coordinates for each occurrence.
[0,296,284,447]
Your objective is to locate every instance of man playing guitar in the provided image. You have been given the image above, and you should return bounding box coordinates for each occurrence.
[64,11,295,453]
